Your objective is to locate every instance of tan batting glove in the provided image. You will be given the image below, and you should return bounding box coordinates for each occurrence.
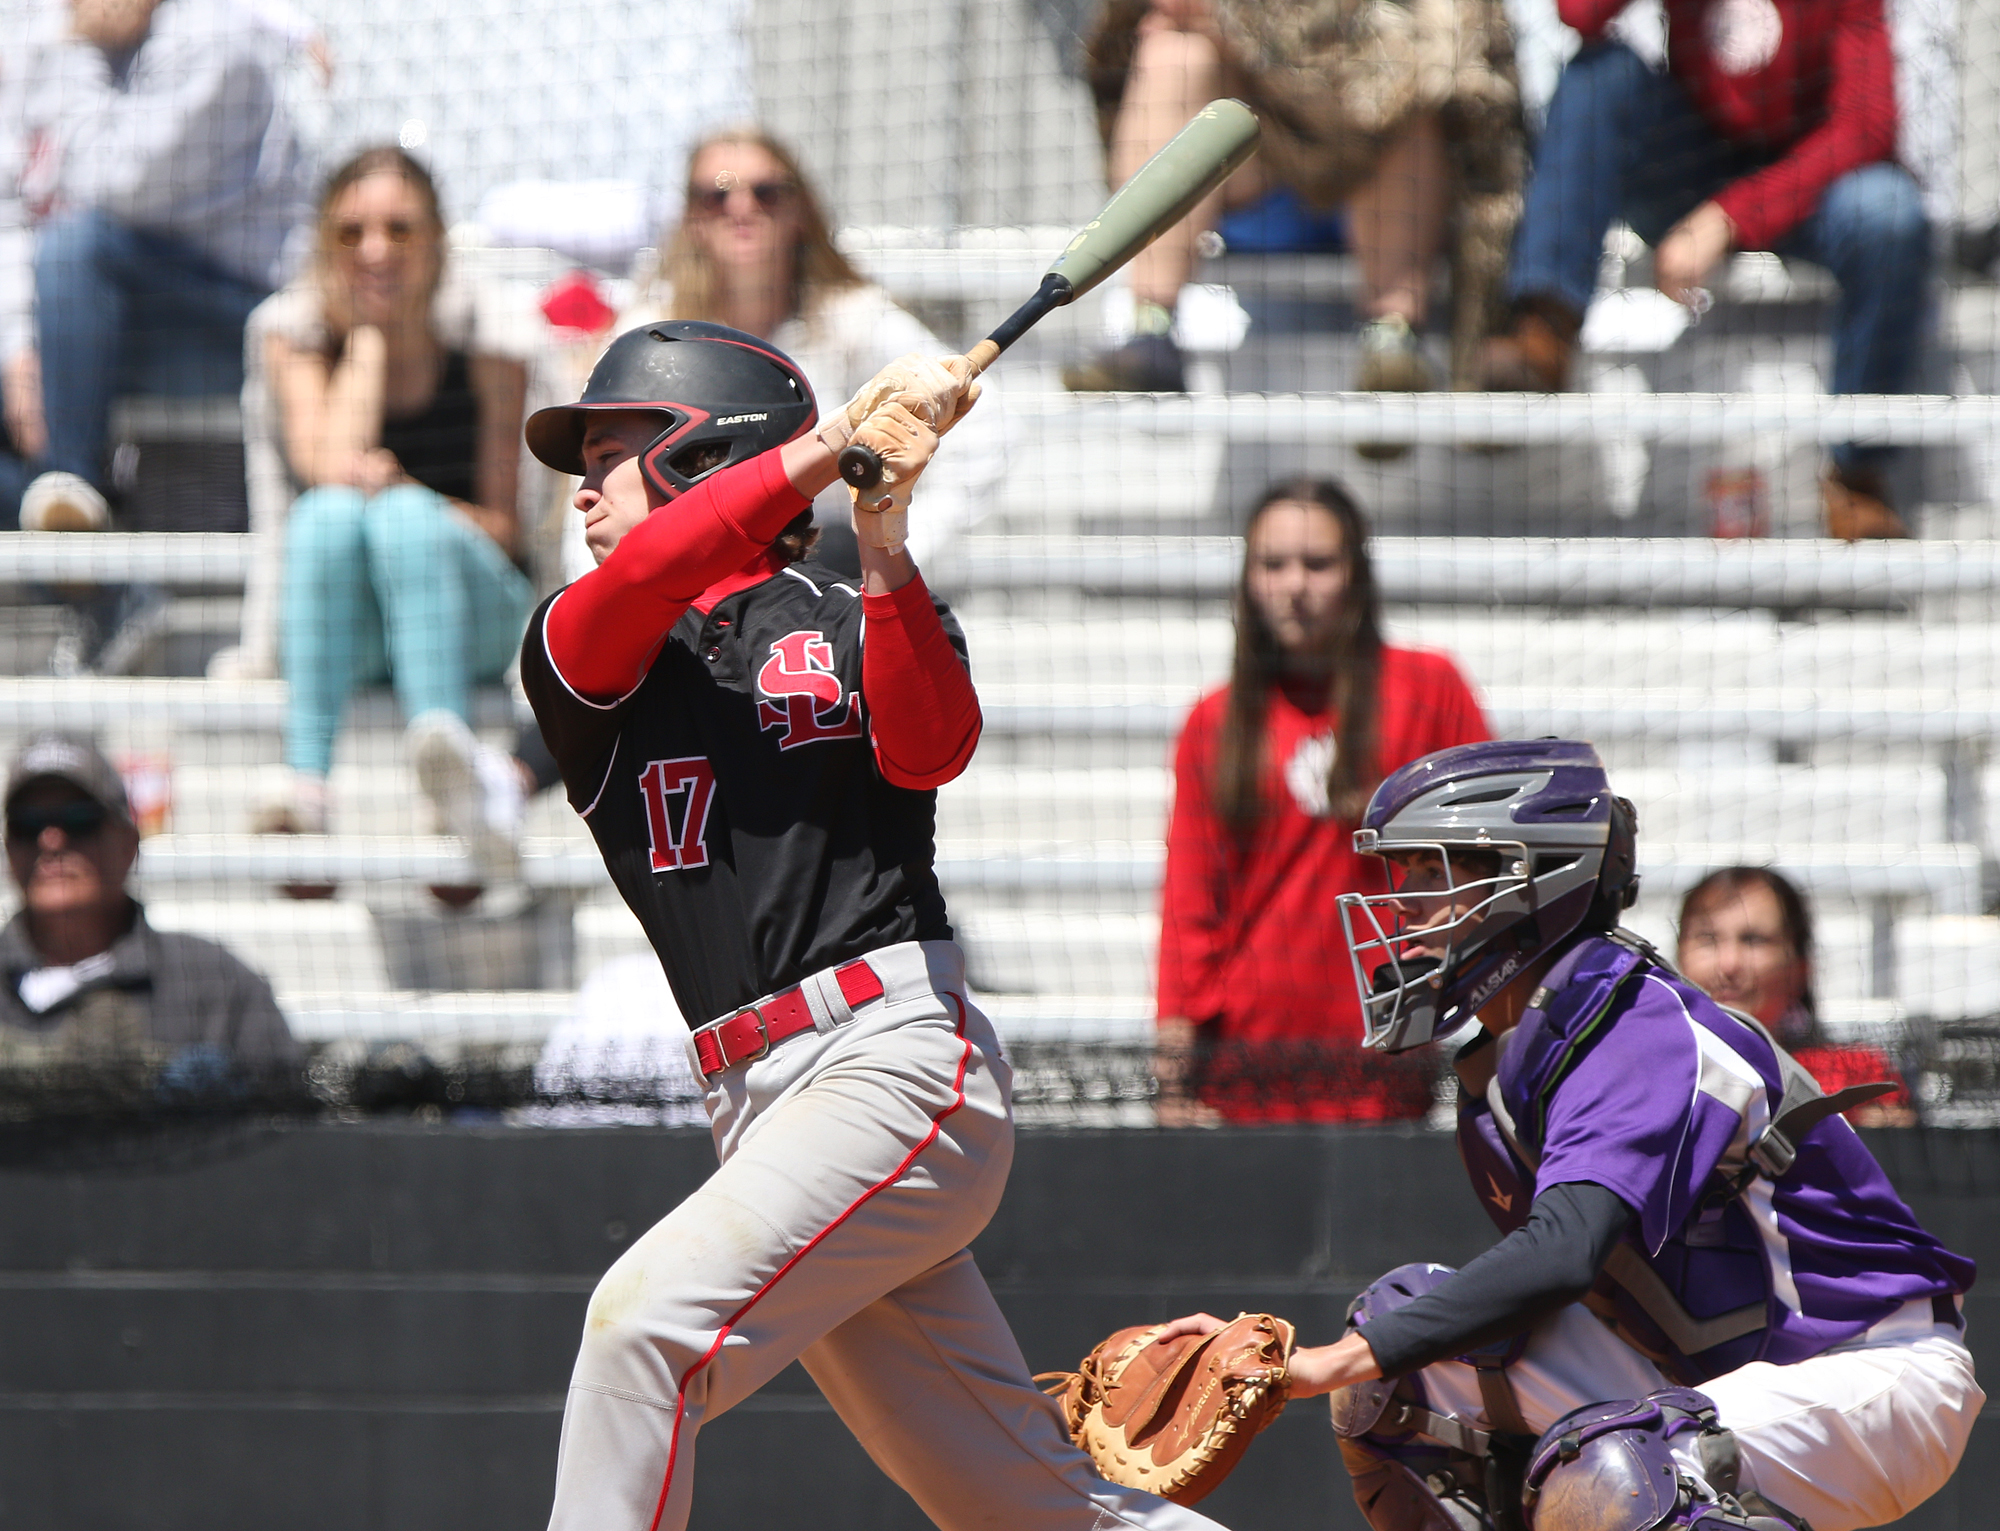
[848,399,939,555]
[843,352,982,436]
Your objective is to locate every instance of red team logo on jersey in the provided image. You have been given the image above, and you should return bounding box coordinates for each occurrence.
[638,756,717,872]
[756,631,863,749]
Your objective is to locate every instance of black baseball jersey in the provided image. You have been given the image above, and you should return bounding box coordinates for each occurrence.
[521,558,964,1025]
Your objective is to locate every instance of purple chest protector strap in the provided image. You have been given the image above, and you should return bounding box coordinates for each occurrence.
[1494,933,1651,1161]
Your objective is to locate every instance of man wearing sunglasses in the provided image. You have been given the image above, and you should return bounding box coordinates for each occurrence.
[0,733,296,1092]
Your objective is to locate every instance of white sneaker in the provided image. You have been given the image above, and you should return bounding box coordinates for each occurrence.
[408,711,522,884]
[20,471,110,532]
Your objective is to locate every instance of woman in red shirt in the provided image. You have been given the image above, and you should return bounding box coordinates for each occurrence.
[1155,480,1488,1124]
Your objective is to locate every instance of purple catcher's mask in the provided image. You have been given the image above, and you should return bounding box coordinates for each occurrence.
[1337,741,1638,1052]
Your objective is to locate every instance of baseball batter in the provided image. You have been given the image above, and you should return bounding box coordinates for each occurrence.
[517,320,1241,1531]
[1164,739,1979,1531]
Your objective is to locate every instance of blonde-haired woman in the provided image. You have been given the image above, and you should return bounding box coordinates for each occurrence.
[625,128,1000,562]
[250,146,535,873]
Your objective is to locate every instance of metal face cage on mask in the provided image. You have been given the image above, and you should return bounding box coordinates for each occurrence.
[1337,835,1534,1054]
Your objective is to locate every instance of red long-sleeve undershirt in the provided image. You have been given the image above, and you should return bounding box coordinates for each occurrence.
[1558,0,1897,250]
[543,450,980,789]
[860,577,982,789]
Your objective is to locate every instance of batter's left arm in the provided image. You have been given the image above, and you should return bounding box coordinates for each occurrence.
[860,576,982,789]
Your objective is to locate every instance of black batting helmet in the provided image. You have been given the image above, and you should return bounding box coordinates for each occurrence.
[525,320,818,499]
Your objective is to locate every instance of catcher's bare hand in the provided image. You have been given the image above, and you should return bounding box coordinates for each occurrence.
[1151,1312,1227,1343]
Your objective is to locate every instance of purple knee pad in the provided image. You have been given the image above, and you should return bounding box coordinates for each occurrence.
[1522,1389,1797,1531]
[1331,1263,1543,1531]
[1331,1262,1467,1441]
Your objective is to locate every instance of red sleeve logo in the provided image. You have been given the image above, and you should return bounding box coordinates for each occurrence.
[756,630,863,749]
[638,756,717,872]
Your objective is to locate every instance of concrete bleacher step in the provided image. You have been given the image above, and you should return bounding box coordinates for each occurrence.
[151,829,1981,923]
[0,678,525,735]
[920,607,2000,735]
[283,990,572,1047]
[157,761,594,839]
[1613,766,1956,846]
[1897,917,2000,1020]
[1001,391,2000,456]
[144,899,392,999]
[930,840,1983,912]
[969,684,2000,754]
[954,908,1156,999]
[983,420,1225,531]
[1393,612,2000,693]
[940,763,1963,851]
[574,899,652,975]
[132,835,607,889]
[940,767,1173,847]
[958,613,1232,692]
[954,535,2000,608]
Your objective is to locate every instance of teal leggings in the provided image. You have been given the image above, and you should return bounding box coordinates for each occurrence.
[281,484,533,775]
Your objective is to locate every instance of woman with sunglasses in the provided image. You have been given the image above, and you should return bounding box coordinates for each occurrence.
[243,147,537,883]
[623,128,1001,564]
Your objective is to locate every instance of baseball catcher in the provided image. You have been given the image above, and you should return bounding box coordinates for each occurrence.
[1157,739,1979,1531]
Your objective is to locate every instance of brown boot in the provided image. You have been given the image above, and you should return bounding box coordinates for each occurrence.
[1822,466,1911,541]
[1478,297,1583,392]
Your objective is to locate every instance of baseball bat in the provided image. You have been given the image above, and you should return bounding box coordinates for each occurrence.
[838,97,1260,492]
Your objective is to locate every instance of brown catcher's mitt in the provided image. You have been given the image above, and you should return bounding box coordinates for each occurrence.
[1037,1312,1296,1505]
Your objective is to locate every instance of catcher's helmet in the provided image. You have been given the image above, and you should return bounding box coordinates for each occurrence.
[1336,739,1640,1053]
[525,320,817,499]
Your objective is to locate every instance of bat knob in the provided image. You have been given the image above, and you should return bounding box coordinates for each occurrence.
[838,443,886,492]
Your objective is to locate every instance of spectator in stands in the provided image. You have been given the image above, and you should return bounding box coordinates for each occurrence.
[0,733,298,1080]
[622,126,1002,564]
[1066,0,1524,403]
[1155,479,1488,1124]
[1481,0,1926,541]
[0,0,308,533]
[250,147,534,886]
[1677,865,1915,1126]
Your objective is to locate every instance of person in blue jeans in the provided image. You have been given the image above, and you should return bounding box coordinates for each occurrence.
[256,147,532,891]
[3,0,307,533]
[1481,0,1926,540]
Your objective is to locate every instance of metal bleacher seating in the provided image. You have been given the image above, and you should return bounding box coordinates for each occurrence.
[0,234,1994,1088]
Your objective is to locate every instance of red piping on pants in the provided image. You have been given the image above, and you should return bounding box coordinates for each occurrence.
[645,994,975,1531]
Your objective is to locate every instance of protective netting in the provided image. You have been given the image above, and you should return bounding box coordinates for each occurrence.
[2,1021,2000,1143]
[0,0,1994,1129]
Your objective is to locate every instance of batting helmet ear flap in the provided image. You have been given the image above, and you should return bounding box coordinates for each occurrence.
[636,406,713,502]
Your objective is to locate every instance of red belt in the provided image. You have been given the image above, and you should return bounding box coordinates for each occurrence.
[692,959,886,1080]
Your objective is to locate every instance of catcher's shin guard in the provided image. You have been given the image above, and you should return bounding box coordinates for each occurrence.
[1522,1389,1809,1531]
[1340,1436,1494,1531]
